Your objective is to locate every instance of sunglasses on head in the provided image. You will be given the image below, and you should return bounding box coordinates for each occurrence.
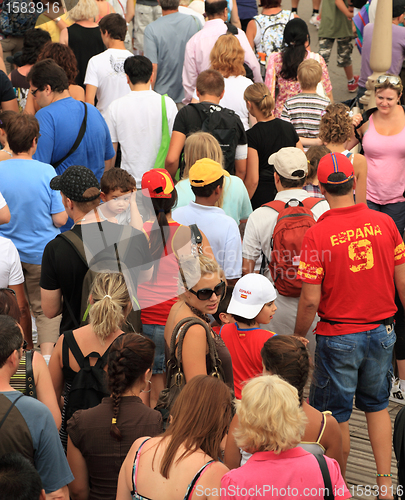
[189,280,226,301]
[376,75,401,86]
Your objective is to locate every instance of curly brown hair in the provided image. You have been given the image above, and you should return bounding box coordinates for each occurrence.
[210,34,245,78]
[318,103,352,145]
[37,42,79,85]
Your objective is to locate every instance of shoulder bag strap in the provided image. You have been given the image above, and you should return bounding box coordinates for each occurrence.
[63,330,85,368]
[52,102,88,169]
[58,230,88,268]
[301,197,324,210]
[25,350,37,399]
[262,200,284,212]
[313,454,335,500]
[0,393,24,430]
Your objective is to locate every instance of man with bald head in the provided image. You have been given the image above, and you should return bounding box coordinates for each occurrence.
[182,0,261,104]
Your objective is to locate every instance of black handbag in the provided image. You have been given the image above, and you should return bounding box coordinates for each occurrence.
[25,350,37,399]
[155,317,225,428]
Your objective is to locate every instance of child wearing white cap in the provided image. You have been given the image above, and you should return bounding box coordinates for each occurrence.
[221,274,277,399]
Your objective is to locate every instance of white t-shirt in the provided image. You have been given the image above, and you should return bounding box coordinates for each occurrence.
[106,90,178,187]
[84,48,133,118]
[193,75,252,130]
[178,6,205,26]
[0,192,6,210]
[0,235,24,287]
[172,201,242,279]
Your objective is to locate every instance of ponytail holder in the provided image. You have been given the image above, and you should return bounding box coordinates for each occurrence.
[112,418,117,424]
[158,209,165,213]
[104,294,112,299]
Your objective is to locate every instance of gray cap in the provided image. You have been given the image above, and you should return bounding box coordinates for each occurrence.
[268,147,308,180]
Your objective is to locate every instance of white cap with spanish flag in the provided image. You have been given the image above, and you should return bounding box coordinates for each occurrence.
[227,274,277,319]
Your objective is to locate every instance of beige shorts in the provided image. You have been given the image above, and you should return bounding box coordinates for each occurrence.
[133,3,162,52]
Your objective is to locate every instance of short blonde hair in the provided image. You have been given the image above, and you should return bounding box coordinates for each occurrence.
[297,59,322,90]
[179,254,224,294]
[88,272,131,342]
[67,0,99,21]
[210,34,245,78]
[244,83,274,118]
[234,375,307,454]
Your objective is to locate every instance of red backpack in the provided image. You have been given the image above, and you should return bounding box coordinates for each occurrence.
[262,198,323,297]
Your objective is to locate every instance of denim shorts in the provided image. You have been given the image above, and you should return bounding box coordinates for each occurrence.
[142,324,166,374]
[309,325,396,423]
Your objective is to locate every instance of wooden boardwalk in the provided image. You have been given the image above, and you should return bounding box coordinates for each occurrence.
[346,400,403,500]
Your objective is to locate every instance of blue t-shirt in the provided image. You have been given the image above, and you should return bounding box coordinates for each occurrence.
[33,97,115,180]
[2,391,74,494]
[144,12,200,103]
[0,159,65,264]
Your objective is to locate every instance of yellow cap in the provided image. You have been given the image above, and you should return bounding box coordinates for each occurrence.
[189,158,230,187]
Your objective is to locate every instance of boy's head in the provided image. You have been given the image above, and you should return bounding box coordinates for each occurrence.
[305,145,331,182]
[227,274,277,326]
[100,169,136,215]
[99,13,127,42]
[318,152,355,196]
[189,158,229,199]
[269,147,308,189]
[6,114,40,155]
[297,59,322,91]
[212,285,234,326]
[196,69,225,98]
[124,56,153,86]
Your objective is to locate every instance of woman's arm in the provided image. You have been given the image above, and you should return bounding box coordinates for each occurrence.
[33,351,62,429]
[59,27,69,45]
[67,437,89,500]
[245,19,257,50]
[48,335,66,407]
[244,147,259,199]
[230,0,241,29]
[126,0,135,23]
[0,203,10,224]
[353,154,368,205]
[223,414,242,469]
[24,90,39,115]
[320,414,345,476]
[181,324,209,381]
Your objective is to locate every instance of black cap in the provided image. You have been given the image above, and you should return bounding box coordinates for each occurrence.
[50,165,100,202]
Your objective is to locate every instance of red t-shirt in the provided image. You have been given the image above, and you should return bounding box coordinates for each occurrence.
[220,322,276,399]
[298,203,405,336]
[139,221,182,325]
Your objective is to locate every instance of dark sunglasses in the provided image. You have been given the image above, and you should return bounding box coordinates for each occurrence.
[31,87,42,97]
[189,280,226,301]
[0,287,16,297]
[22,340,27,350]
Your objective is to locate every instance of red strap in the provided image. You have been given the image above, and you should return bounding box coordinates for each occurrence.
[301,197,324,210]
[262,200,285,213]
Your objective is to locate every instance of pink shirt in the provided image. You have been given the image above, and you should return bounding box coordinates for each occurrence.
[265,51,332,118]
[182,19,262,104]
[363,114,405,205]
[221,448,350,500]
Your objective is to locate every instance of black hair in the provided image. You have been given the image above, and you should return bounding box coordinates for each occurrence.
[280,18,310,81]
[0,453,43,500]
[20,28,51,66]
[107,333,155,441]
[277,173,305,188]
[99,13,127,41]
[124,56,153,85]
[191,176,224,198]
[320,173,354,196]
[212,285,233,324]
[147,190,178,282]
[27,58,69,93]
[231,314,257,326]
[205,0,228,15]
[0,315,22,369]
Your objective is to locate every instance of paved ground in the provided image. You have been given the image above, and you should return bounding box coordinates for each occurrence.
[284,0,362,103]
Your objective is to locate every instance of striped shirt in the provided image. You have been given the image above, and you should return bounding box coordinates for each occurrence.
[281,93,330,140]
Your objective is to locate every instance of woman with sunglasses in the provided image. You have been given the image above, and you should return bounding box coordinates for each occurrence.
[164,254,234,388]
[350,73,405,405]
[0,288,61,429]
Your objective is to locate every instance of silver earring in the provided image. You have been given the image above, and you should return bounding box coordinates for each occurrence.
[141,380,152,393]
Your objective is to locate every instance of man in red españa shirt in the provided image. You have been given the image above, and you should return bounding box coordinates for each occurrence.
[294,153,405,493]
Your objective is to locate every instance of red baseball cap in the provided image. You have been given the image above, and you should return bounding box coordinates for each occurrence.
[141,169,174,198]
[317,153,354,185]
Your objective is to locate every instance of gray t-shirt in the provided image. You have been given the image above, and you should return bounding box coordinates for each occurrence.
[144,12,201,102]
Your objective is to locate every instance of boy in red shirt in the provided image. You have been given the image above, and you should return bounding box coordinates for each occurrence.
[221,274,277,399]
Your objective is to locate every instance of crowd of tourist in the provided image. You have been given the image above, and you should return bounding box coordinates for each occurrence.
[0,0,404,498]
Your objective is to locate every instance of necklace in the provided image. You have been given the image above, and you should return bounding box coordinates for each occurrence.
[185,302,210,323]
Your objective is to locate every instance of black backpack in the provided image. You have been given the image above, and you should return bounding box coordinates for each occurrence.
[394,406,405,498]
[190,103,241,175]
[62,330,114,427]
